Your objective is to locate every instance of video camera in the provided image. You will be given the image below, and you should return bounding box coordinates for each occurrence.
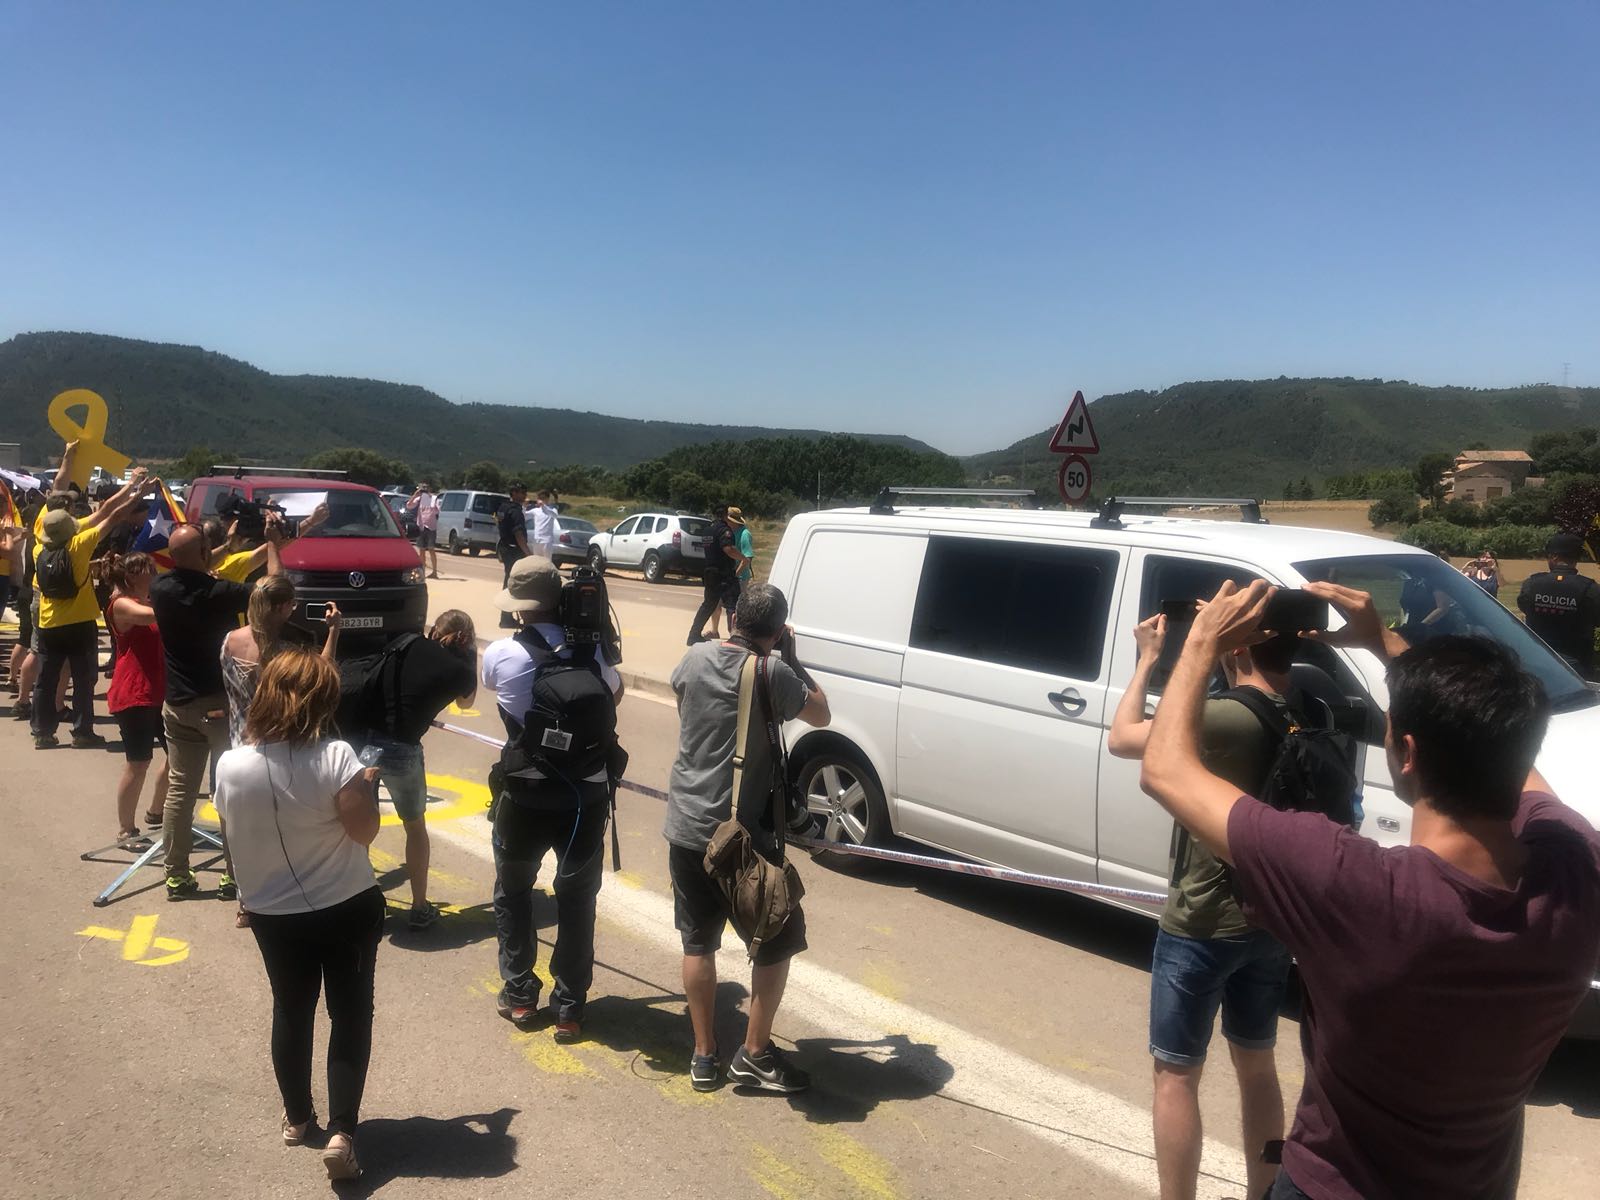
[558,566,623,666]
[216,492,298,543]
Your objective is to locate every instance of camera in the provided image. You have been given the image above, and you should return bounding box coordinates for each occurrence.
[558,567,622,666]
[216,492,299,542]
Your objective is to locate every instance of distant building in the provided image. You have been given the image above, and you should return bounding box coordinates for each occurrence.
[1443,450,1540,504]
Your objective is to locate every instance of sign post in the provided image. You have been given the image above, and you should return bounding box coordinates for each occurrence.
[1047,390,1100,506]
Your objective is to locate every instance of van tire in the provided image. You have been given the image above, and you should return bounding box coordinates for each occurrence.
[447,531,462,556]
[793,746,889,865]
[642,551,663,584]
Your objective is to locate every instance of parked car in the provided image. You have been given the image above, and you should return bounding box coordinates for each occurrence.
[766,494,1600,1035]
[586,511,711,583]
[550,515,599,568]
[380,491,420,539]
[184,469,426,645]
[435,489,510,556]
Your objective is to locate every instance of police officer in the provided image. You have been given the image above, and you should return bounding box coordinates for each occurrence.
[1517,531,1600,679]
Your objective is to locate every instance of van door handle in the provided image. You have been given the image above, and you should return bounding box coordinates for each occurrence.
[1376,816,1400,833]
[1048,687,1087,715]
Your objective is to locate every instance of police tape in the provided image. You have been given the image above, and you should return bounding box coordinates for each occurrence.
[431,719,1168,906]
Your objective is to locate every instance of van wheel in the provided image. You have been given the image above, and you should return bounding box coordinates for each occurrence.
[795,750,889,861]
[447,531,462,556]
[588,545,606,573]
[642,551,663,584]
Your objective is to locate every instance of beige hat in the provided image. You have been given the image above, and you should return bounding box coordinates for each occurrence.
[497,554,563,614]
[41,508,78,547]
[725,506,746,526]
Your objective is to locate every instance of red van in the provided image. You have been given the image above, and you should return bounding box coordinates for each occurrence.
[184,468,428,643]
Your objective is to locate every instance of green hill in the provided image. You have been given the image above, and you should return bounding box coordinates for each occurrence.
[966,378,1600,497]
[0,331,937,472]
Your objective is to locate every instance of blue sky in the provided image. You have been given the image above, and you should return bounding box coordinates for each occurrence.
[2,2,1596,454]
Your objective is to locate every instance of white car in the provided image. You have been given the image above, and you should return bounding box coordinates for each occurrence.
[587,511,713,583]
[766,494,1600,1033]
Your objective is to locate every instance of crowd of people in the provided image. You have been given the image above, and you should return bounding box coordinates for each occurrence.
[4,455,1599,1197]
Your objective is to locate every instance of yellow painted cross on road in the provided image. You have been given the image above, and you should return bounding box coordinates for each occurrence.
[77,914,190,967]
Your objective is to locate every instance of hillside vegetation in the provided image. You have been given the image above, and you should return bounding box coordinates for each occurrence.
[0,332,936,472]
[967,378,1600,497]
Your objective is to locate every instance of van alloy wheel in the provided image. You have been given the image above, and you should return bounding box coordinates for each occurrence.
[797,754,887,849]
[447,530,461,555]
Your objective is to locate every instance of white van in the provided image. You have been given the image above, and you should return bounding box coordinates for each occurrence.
[767,495,1599,1028]
[435,489,510,556]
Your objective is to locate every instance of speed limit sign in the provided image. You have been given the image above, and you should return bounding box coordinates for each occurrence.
[1057,455,1092,505]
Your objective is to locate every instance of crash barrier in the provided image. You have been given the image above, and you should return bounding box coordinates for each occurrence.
[431,719,1169,907]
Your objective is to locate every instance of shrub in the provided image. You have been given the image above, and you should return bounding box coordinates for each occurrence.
[1369,491,1421,528]
[1398,520,1555,559]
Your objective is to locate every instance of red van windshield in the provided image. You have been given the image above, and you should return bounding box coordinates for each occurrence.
[257,488,403,539]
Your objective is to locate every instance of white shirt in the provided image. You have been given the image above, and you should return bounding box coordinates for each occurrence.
[214,739,375,915]
[531,502,557,546]
[482,626,622,782]
[411,492,440,530]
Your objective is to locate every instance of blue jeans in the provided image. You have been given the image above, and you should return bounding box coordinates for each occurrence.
[357,735,428,822]
[1267,1169,1312,1199]
[1149,927,1292,1067]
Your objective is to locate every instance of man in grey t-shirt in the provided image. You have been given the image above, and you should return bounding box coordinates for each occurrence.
[665,582,830,1095]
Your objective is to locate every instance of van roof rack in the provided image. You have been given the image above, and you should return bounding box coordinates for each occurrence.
[213,465,350,480]
[1092,496,1265,529]
[869,486,1037,515]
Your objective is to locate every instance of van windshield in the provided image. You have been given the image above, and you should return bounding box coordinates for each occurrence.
[1295,554,1597,713]
[258,489,403,539]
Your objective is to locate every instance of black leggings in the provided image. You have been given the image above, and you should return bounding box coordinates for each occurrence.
[249,887,385,1135]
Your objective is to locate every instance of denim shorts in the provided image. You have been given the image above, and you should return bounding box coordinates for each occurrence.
[1149,927,1292,1067]
[363,737,428,822]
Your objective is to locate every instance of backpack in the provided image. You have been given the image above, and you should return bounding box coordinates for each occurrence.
[36,544,80,600]
[1219,686,1361,828]
[335,633,420,739]
[502,628,618,784]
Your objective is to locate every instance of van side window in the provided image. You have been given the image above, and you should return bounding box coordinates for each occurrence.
[471,494,500,515]
[1138,555,1257,692]
[910,537,1119,680]
[440,493,466,513]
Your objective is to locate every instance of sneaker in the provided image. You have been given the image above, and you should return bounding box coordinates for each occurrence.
[553,1018,583,1044]
[11,700,30,721]
[33,733,59,749]
[408,901,440,931]
[496,988,540,1030]
[727,1044,810,1094]
[165,872,201,901]
[321,1134,361,1181]
[71,731,107,749]
[282,1111,315,1147]
[217,875,239,901]
[689,1053,722,1092]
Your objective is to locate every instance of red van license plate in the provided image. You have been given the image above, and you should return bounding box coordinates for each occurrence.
[341,616,384,629]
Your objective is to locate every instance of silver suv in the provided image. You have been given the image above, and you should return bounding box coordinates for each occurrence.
[587,511,712,583]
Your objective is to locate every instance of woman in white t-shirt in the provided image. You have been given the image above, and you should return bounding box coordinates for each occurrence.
[214,649,382,1183]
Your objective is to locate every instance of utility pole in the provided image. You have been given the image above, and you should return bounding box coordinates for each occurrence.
[1563,362,1572,388]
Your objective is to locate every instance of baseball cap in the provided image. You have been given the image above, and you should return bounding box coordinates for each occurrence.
[497,554,562,614]
[1547,531,1584,560]
[41,508,78,547]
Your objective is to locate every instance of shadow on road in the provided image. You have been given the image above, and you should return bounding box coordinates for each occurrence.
[1530,1037,1600,1119]
[328,1107,520,1195]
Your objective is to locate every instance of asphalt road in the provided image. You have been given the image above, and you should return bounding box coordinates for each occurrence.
[2,643,1597,1198]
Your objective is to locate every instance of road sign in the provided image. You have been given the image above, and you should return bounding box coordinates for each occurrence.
[1048,391,1100,455]
[1057,455,1092,505]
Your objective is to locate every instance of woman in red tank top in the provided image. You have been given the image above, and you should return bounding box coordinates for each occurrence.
[105,553,169,850]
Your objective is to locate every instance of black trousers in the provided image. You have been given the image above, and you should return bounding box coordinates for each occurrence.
[33,619,98,739]
[688,569,740,642]
[249,887,385,1136]
[492,786,610,1019]
[499,548,525,627]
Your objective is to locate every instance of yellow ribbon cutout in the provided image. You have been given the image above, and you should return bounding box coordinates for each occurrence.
[48,389,131,489]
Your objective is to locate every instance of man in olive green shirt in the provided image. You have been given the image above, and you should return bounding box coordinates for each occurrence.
[1108,613,1296,1200]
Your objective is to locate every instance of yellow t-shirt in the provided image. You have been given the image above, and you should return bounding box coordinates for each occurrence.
[215,549,258,584]
[35,523,104,628]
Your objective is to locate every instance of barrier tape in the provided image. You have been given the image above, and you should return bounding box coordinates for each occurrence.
[431,719,1167,905]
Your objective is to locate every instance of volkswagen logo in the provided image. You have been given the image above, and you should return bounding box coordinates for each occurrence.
[348,571,367,589]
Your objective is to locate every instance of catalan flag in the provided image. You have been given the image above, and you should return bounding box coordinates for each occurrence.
[130,480,188,569]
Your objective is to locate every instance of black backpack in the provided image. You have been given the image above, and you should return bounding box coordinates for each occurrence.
[502,628,618,784]
[36,544,80,600]
[1219,686,1361,828]
[335,633,420,739]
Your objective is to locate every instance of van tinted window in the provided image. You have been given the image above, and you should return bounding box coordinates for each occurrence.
[1139,555,1258,692]
[910,537,1119,680]
[440,492,466,513]
[471,493,506,515]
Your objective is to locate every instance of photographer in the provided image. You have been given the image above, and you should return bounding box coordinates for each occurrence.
[209,500,328,583]
[665,582,829,1093]
[1140,580,1600,1200]
[483,557,622,1041]
[346,611,478,931]
[406,483,441,578]
[152,515,286,901]
[1107,609,1298,1200]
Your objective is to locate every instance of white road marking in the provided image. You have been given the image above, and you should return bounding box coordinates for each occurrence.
[432,820,1248,1197]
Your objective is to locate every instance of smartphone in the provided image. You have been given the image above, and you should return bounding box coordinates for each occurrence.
[1159,598,1199,622]
[304,602,330,621]
[357,745,385,768]
[1262,589,1329,633]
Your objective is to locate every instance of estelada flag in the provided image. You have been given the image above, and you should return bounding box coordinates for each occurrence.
[130,480,187,569]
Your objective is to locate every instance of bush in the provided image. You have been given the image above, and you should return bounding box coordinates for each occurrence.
[306,447,413,489]
[462,460,508,493]
[1436,500,1486,527]
[1398,521,1555,559]
[1368,491,1420,528]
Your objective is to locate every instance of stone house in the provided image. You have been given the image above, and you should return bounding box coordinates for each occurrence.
[1443,450,1542,504]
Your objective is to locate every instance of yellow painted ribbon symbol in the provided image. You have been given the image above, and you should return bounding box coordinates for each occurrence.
[47,388,131,488]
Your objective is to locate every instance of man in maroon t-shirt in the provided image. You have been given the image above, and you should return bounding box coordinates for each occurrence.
[1139,578,1600,1200]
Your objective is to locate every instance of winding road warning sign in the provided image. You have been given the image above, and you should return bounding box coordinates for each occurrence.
[1048,391,1099,455]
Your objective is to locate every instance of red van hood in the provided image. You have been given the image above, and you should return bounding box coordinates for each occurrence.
[280,537,422,571]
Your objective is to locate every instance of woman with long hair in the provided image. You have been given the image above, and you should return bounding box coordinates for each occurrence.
[221,577,339,749]
[104,552,169,850]
[214,649,383,1182]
